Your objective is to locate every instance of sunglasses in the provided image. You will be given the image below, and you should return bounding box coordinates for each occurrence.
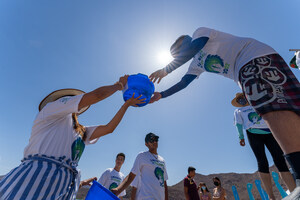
[236,97,248,106]
[148,138,159,143]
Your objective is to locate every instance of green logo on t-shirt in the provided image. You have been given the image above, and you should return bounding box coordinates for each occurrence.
[71,137,85,162]
[200,55,229,74]
[248,112,262,124]
[109,182,118,191]
[154,167,165,187]
[204,55,224,73]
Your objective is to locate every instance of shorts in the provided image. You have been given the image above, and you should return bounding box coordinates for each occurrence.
[239,54,300,116]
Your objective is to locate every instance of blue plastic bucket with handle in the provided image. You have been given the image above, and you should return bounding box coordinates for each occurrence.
[85,181,120,200]
[122,73,155,107]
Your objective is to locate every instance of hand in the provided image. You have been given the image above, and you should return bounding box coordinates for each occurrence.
[149,92,162,103]
[119,75,129,88]
[149,69,167,84]
[111,188,119,196]
[240,139,245,146]
[125,94,146,107]
[79,177,97,188]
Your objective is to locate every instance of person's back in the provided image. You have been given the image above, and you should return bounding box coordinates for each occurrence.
[189,27,276,82]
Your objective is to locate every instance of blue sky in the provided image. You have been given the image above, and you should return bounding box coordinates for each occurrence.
[1,0,300,186]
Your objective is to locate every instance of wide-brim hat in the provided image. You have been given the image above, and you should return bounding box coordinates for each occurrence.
[39,88,89,114]
[231,93,249,107]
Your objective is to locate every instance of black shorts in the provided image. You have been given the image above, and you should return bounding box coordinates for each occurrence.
[239,54,300,116]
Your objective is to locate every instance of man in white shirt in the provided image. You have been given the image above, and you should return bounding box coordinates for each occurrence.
[112,133,169,200]
[98,153,126,199]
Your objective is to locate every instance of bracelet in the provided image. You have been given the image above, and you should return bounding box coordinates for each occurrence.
[115,81,124,90]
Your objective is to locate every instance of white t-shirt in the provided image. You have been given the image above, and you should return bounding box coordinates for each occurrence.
[24,95,99,163]
[234,106,269,130]
[296,51,300,67]
[130,174,141,199]
[98,168,126,197]
[186,27,276,82]
[131,151,168,200]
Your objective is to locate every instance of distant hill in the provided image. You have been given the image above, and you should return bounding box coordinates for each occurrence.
[76,166,289,200]
[1,166,290,199]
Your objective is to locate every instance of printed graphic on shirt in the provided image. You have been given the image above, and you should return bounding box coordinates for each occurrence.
[109,182,118,191]
[59,96,72,104]
[241,56,287,108]
[248,112,262,124]
[71,136,85,162]
[196,51,229,74]
[154,167,165,187]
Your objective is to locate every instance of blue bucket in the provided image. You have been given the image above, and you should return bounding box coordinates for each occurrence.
[122,73,155,107]
[85,181,120,200]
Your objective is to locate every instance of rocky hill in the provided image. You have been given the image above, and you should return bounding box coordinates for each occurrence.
[0,166,290,199]
[76,166,289,199]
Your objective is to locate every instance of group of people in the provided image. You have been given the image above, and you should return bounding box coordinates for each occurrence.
[0,26,299,200]
[184,167,226,200]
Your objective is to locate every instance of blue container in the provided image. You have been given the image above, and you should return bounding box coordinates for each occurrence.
[122,73,155,107]
[85,181,120,200]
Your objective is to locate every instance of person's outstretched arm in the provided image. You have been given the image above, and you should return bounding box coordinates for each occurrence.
[78,75,128,111]
[112,172,136,196]
[149,74,197,103]
[89,94,146,140]
[164,181,169,200]
[150,37,208,84]
[79,177,97,188]
[130,187,137,200]
[236,124,245,146]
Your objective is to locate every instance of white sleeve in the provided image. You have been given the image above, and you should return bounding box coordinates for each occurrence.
[84,126,100,145]
[192,27,216,41]
[234,109,243,125]
[130,153,142,176]
[130,175,140,188]
[296,51,300,67]
[98,170,109,186]
[40,94,84,119]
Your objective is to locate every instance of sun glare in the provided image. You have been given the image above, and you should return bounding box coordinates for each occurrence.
[157,50,173,66]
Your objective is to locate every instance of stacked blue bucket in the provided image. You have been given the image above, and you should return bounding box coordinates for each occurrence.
[85,181,120,200]
[122,73,155,107]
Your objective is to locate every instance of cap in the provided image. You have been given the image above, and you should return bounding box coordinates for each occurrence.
[145,133,159,143]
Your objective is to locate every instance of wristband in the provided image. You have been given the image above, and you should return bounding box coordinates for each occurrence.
[115,81,124,90]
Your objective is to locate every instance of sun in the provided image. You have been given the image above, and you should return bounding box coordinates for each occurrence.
[157,50,173,66]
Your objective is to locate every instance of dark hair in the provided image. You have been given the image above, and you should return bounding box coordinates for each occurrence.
[72,113,86,141]
[213,177,221,186]
[116,153,125,160]
[199,182,210,193]
[188,166,196,173]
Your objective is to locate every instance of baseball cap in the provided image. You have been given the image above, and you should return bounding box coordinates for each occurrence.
[145,133,159,143]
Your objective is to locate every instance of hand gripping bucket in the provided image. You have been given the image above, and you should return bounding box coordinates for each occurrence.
[122,73,155,107]
[85,181,120,200]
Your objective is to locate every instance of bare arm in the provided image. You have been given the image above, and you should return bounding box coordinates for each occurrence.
[164,181,168,200]
[79,177,97,188]
[89,94,145,140]
[131,187,137,200]
[112,172,136,196]
[78,75,128,111]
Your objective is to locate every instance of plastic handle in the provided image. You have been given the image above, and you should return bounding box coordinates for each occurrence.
[232,185,240,200]
[247,183,255,200]
[272,171,288,198]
